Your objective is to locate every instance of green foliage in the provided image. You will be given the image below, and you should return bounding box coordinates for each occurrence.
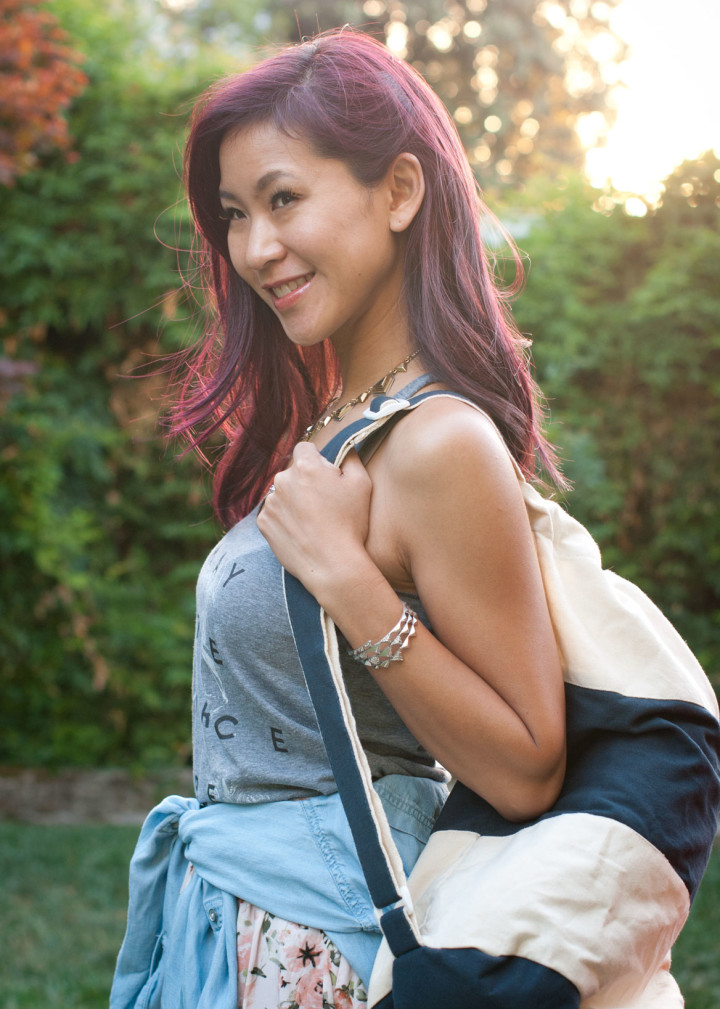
[0,0,717,769]
[513,155,720,686]
[0,352,218,766]
[1,0,197,337]
[0,0,228,767]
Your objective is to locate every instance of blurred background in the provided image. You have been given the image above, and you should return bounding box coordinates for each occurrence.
[0,0,719,1004]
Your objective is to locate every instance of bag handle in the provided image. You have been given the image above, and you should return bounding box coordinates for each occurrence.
[283,571,422,955]
[284,376,519,956]
[284,374,448,956]
[320,377,525,481]
[317,372,436,466]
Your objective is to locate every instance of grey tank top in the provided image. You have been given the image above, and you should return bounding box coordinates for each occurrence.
[192,504,448,805]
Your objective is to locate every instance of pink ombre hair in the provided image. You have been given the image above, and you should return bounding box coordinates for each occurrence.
[175,29,561,526]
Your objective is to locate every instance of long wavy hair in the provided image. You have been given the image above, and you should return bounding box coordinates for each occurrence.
[174,28,561,527]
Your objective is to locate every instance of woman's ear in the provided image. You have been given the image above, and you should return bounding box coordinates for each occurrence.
[387,153,425,233]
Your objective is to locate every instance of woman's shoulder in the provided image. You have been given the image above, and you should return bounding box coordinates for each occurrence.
[381,390,519,496]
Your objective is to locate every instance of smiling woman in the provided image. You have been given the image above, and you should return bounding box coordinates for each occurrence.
[216,124,419,356]
[108,26,718,1009]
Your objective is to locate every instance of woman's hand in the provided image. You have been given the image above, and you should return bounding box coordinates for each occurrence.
[262,401,567,823]
[257,443,374,599]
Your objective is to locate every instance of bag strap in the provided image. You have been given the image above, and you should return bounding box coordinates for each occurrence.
[319,376,524,479]
[283,572,422,955]
[282,374,436,956]
[317,371,437,466]
[284,377,508,956]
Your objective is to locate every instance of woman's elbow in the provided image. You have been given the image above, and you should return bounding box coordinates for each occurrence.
[494,747,567,823]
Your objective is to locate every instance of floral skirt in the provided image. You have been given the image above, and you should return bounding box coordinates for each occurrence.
[236,899,368,1009]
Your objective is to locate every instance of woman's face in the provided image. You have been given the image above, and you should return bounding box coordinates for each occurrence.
[218,123,408,356]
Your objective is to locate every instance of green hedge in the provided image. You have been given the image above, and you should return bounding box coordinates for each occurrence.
[1,1,717,768]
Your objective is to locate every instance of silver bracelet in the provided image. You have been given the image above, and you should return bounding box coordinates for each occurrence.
[348,601,418,669]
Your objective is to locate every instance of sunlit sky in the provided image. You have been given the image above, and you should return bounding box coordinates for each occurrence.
[586,0,720,199]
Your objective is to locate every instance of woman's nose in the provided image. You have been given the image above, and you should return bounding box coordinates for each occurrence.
[244,216,285,270]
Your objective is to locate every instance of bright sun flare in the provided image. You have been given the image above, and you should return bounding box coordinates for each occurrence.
[585,0,720,200]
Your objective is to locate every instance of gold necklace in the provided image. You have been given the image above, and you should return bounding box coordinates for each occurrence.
[302,351,419,442]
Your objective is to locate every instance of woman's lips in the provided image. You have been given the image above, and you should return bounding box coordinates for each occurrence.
[269,273,314,310]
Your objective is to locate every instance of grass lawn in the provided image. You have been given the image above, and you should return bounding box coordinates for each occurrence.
[0,823,717,1008]
[0,823,139,1009]
[673,841,720,1009]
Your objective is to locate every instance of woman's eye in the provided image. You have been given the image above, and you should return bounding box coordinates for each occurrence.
[218,206,245,222]
[271,189,299,210]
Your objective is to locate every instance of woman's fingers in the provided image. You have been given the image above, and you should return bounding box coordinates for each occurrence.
[271,445,370,499]
[257,444,373,592]
[339,447,371,487]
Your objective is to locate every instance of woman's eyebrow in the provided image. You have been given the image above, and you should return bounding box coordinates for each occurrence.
[255,169,298,193]
[218,170,300,203]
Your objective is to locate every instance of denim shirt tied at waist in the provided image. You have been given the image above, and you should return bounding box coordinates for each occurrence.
[110,774,447,1009]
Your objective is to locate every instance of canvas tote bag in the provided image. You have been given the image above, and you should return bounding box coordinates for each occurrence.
[283,380,720,1009]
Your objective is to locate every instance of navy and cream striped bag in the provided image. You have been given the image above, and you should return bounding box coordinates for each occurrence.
[283,379,720,1009]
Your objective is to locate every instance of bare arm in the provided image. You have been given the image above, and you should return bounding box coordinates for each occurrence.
[257,398,566,821]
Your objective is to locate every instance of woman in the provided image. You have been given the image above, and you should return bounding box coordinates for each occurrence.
[111,28,566,1009]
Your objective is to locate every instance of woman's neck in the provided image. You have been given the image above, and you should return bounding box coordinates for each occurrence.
[332,315,416,405]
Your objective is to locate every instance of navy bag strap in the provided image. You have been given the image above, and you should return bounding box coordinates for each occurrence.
[283,373,443,955]
[319,372,438,465]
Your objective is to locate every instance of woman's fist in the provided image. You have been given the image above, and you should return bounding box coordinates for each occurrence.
[257,445,373,595]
